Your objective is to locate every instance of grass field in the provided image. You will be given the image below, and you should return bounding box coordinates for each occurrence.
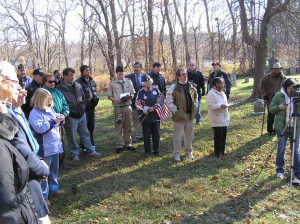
[50,77,300,223]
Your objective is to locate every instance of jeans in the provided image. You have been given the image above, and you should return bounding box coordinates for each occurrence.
[196,99,201,123]
[142,121,160,153]
[276,131,300,176]
[80,109,95,147]
[41,154,59,199]
[64,113,95,157]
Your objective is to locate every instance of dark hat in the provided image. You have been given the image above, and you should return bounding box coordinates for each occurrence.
[18,64,25,70]
[116,65,124,73]
[142,75,151,82]
[80,65,89,74]
[33,68,45,76]
[212,62,221,67]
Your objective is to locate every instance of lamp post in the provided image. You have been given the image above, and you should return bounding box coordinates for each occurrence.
[215,17,221,62]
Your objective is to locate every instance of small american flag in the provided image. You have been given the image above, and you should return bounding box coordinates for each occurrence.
[154,96,171,122]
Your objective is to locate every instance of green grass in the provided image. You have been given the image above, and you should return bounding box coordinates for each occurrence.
[50,77,300,223]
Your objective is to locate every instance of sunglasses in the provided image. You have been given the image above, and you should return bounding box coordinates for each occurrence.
[47,80,56,83]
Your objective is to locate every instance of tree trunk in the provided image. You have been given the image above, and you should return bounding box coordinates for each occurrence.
[109,0,121,65]
[147,0,154,69]
[203,0,214,61]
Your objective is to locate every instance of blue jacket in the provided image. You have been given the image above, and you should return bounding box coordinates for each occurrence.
[148,71,166,97]
[29,107,63,158]
[18,75,32,89]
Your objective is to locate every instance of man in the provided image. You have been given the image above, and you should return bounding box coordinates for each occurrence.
[187,60,205,125]
[208,62,231,99]
[107,65,135,153]
[22,68,44,118]
[206,77,230,158]
[17,64,32,89]
[43,74,70,168]
[166,68,198,162]
[54,69,62,87]
[0,61,51,222]
[259,62,286,135]
[76,65,99,148]
[148,62,166,97]
[125,62,145,142]
[57,67,101,161]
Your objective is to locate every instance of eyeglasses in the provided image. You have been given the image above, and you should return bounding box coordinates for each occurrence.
[47,80,56,83]
[189,64,195,66]
[7,79,19,84]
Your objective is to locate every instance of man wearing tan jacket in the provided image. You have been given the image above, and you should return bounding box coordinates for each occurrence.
[259,62,286,135]
[167,68,198,162]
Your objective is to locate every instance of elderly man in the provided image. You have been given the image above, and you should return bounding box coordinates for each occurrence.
[22,68,45,118]
[260,62,286,135]
[0,61,51,222]
[167,68,198,162]
[57,67,101,161]
[125,62,145,142]
[107,65,135,153]
[187,60,205,125]
[76,65,99,148]
[148,62,166,97]
[17,64,32,89]
[208,62,231,99]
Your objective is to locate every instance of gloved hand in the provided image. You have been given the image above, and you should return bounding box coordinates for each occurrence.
[263,95,269,101]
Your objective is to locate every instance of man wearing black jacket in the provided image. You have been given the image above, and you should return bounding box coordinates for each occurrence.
[148,62,166,97]
[76,65,99,147]
[187,60,205,125]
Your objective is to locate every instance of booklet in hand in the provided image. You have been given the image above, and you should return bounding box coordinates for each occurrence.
[120,92,131,102]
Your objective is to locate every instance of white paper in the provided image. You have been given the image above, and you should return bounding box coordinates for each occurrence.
[226,103,234,107]
[120,92,130,98]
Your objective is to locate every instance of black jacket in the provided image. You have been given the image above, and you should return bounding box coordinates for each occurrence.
[125,73,146,109]
[208,70,231,96]
[57,80,86,118]
[0,113,38,224]
[148,71,166,97]
[76,76,99,110]
[187,69,206,98]
[22,80,42,119]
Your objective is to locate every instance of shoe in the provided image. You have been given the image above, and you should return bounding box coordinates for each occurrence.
[196,122,201,126]
[174,155,181,162]
[45,199,51,207]
[133,137,143,142]
[88,151,102,157]
[153,152,162,157]
[51,190,65,195]
[144,153,151,158]
[72,156,79,161]
[80,148,87,152]
[185,153,194,160]
[292,176,300,185]
[267,132,273,136]
[222,152,228,156]
[126,146,136,151]
[277,173,284,179]
[116,148,123,153]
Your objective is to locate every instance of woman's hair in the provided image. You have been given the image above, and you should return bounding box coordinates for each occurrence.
[31,88,53,110]
[283,78,296,93]
[0,76,12,100]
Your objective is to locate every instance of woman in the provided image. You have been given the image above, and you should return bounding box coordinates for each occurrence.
[269,78,300,180]
[136,75,163,158]
[29,88,65,205]
[206,77,230,158]
[0,77,38,223]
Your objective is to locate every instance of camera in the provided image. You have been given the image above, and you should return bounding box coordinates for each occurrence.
[290,84,300,98]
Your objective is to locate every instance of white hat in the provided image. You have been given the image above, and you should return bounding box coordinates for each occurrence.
[272,62,283,69]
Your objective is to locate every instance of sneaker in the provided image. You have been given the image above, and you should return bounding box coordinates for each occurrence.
[292,176,300,185]
[133,136,143,142]
[45,199,51,207]
[51,190,65,195]
[196,121,201,126]
[80,148,87,152]
[277,173,284,179]
[174,155,181,162]
[144,152,151,158]
[72,156,79,161]
[116,148,123,153]
[126,146,136,151]
[185,153,194,160]
[153,152,162,157]
[88,151,102,157]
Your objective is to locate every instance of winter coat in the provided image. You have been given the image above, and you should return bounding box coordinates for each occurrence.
[0,112,38,224]
[208,70,231,95]
[57,80,86,118]
[7,103,50,218]
[22,80,42,119]
[29,107,63,158]
[206,89,230,127]
[269,92,300,132]
[76,76,99,110]
[18,75,32,89]
[125,73,146,109]
[166,81,198,122]
[44,85,70,117]
[148,71,166,97]
[187,69,206,98]
[136,86,161,123]
[259,71,286,108]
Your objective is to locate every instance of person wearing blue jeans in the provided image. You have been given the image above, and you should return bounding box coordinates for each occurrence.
[269,78,300,181]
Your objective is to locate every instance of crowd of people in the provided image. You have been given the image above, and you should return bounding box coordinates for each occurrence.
[2,59,300,223]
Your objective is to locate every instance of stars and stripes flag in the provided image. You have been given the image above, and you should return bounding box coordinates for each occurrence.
[154,96,171,122]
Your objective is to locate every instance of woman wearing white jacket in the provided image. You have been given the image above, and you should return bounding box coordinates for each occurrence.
[206,77,230,158]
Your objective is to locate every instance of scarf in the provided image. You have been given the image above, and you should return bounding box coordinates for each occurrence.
[280,87,294,127]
